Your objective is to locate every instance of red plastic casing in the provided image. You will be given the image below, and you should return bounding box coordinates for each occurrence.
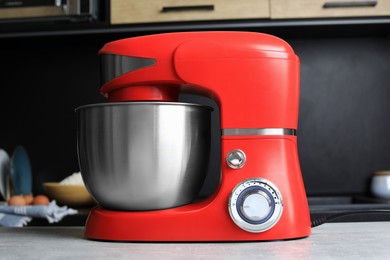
[85,32,311,241]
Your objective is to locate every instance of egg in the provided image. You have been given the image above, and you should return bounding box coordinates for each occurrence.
[23,194,34,205]
[8,195,27,206]
[33,195,50,205]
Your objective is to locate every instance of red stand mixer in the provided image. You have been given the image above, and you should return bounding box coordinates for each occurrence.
[77,31,311,241]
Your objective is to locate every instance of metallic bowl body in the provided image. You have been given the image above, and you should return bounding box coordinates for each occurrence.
[76,102,211,211]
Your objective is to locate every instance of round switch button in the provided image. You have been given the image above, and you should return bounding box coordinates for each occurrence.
[226,149,246,169]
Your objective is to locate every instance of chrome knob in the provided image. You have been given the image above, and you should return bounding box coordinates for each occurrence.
[228,178,283,233]
[226,149,246,169]
[241,190,272,222]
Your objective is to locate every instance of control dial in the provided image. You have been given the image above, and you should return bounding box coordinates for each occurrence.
[228,178,283,233]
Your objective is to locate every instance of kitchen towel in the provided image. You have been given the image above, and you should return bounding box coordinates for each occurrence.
[0,200,77,227]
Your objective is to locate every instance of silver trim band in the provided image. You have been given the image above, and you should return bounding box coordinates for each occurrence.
[222,128,297,136]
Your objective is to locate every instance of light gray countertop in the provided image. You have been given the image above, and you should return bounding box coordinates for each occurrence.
[1,222,390,259]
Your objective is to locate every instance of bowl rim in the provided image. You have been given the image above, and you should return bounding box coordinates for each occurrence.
[43,182,86,187]
[75,101,213,112]
[373,171,390,176]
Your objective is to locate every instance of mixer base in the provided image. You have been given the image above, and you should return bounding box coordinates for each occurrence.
[84,137,312,242]
[84,204,311,242]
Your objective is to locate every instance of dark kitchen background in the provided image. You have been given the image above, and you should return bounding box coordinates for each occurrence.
[1,19,390,200]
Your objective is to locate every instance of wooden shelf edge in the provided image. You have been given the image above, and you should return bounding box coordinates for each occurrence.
[0,17,390,39]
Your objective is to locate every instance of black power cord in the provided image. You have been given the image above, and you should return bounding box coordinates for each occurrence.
[311,209,390,227]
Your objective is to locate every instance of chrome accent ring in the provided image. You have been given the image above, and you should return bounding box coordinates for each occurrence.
[222,128,297,136]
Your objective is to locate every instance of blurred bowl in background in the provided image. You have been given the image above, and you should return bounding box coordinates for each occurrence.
[371,171,390,200]
[43,182,96,207]
[0,149,10,201]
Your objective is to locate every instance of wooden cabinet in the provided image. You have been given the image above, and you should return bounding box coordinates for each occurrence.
[0,7,63,19]
[110,0,270,25]
[271,0,390,19]
[1,0,390,38]
[110,0,390,25]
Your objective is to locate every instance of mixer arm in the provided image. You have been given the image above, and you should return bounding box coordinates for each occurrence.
[99,32,300,130]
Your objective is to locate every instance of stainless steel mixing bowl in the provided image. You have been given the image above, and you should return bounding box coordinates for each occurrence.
[76,102,212,211]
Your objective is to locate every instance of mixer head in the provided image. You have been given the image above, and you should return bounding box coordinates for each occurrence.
[98,32,300,130]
